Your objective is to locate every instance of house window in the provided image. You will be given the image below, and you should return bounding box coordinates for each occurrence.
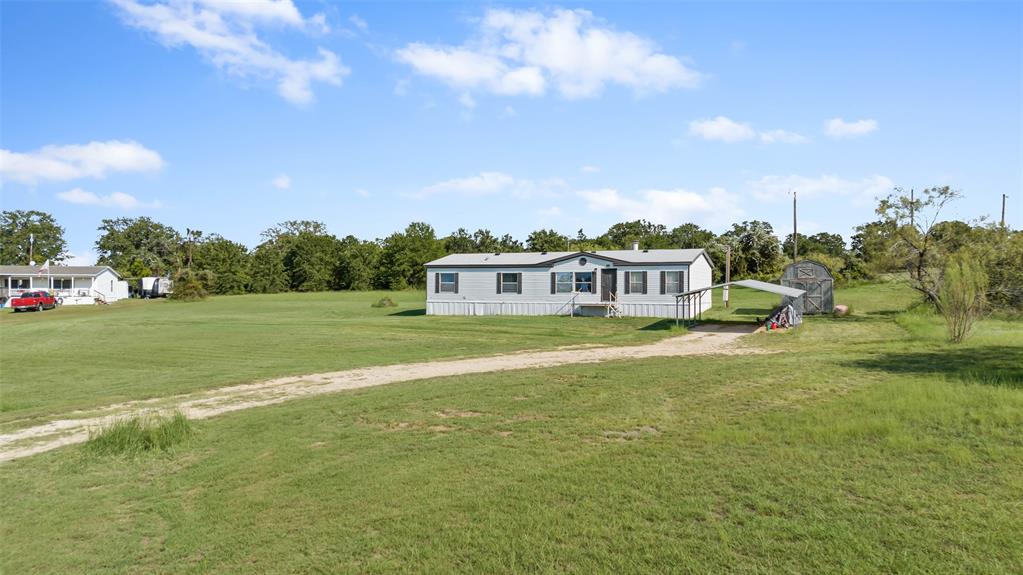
[664,271,682,294]
[439,272,457,293]
[575,272,593,293]
[53,278,72,290]
[555,272,574,293]
[501,273,520,294]
[11,278,30,289]
[628,271,645,294]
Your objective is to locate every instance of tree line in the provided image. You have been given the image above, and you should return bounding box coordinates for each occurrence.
[1,186,1019,311]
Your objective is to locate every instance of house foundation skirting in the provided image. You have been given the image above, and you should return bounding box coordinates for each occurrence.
[426,299,711,319]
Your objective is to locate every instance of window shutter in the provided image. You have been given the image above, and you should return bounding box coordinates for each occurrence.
[454,273,459,294]
[496,273,502,294]
[642,271,648,294]
[434,272,439,294]
[593,269,599,296]
[516,273,523,294]
[660,271,666,295]
[550,272,556,294]
[624,272,630,295]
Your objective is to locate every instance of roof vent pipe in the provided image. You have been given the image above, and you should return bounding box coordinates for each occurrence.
[632,240,640,251]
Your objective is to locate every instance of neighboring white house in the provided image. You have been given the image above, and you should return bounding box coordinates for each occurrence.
[0,265,129,306]
[425,244,714,318]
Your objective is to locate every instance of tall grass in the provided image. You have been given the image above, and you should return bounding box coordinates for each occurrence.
[86,412,193,456]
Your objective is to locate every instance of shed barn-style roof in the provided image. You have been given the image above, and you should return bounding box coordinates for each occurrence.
[426,249,710,268]
[0,265,121,278]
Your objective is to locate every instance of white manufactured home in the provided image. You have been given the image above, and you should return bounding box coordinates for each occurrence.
[425,245,714,318]
[0,265,129,306]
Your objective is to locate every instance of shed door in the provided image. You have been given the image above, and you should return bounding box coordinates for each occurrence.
[601,268,617,301]
[804,281,824,313]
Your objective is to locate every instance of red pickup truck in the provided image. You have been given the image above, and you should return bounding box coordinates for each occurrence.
[9,291,58,312]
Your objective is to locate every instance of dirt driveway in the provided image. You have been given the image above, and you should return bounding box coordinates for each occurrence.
[0,323,760,463]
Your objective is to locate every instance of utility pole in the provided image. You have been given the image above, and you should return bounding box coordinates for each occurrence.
[792,190,798,263]
[724,245,731,309]
[1002,194,1008,228]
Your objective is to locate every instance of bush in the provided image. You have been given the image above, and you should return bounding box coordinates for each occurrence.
[371,297,397,308]
[170,269,209,301]
[938,251,987,344]
[87,412,193,456]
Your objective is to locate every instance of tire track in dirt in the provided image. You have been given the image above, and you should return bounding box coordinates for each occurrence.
[0,324,761,463]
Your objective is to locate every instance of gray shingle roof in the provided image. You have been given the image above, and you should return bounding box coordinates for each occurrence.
[0,265,119,277]
[425,249,708,267]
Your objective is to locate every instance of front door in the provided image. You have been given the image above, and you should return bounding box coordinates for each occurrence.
[601,268,617,301]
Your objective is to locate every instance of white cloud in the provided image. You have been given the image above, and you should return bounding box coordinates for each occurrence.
[500,105,517,118]
[111,0,348,105]
[577,186,742,228]
[580,165,600,174]
[539,206,562,217]
[759,129,809,144]
[689,116,756,142]
[748,174,894,204]
[396,8,700,100]
[413,171,565,199]
[825,117,878,138]
[355,188,370,198]
[459,92,477,109]
[57,187,162,209]
[271,174,291,189]
[0,140,164,184]
[689,116,807,144]
[348,14,368,31]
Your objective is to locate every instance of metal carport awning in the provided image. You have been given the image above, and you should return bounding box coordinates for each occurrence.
[673,279,806,327]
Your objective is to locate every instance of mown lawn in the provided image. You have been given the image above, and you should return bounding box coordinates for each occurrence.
[1,282,1020,573]
[0,290,681,428]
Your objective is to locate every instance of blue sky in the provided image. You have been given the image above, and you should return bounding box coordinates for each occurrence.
[1,1,1020,263]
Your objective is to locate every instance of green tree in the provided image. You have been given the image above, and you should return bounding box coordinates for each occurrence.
[283,232,342,291]
[95,217,181,276]
[526,229,569,252]
[876,186,962,306]
[335,236,381,290]
[0,210,68,264]
[783,232,847,259]
[249,242,288,293]
[599,220,672,249]
[378,222,444,289]
[444,228,477,253]
[718,221,783,279]
[193,235,251,295]
[497,234,524,252]
[851,219,901,276]
[669,223,715,250]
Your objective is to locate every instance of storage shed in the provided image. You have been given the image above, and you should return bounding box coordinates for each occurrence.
[780,260,834,314]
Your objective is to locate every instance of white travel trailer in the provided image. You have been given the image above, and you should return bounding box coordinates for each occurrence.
[425,244,714,319]
[139,276,173,298]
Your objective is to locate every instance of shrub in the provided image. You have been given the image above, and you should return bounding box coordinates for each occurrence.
[371,297,397,308]
[87,411,193,456]
[938,251,988,344]
[170,269,209,301]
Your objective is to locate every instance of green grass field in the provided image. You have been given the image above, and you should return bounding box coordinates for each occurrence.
[0,291,677,429]
[1,283,1021,573]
